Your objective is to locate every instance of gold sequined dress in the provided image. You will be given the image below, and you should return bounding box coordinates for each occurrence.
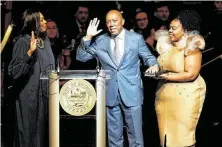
[155,31,206,147]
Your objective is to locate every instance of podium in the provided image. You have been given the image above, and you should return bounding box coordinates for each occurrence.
[40,70,111,147]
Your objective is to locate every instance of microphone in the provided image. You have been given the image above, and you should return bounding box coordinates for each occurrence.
[62,39,75,52]
[56,56,61,73]
[63,39,75,66]
[57,39,75,72]
[71,39,75,51]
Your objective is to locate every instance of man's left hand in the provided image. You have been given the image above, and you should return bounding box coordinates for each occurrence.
[145,64,159,74]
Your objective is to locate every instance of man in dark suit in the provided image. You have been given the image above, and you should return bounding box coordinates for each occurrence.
[152,2,171,31]
[71,3,89,42]
[67,3,97,70]
[76,10,159,147]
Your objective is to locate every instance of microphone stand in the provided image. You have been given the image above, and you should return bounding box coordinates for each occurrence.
[56,49,70,73]
[81,43,100,74]
[57,39,75,73]
[95,57,100,74]
[56,54,62,73]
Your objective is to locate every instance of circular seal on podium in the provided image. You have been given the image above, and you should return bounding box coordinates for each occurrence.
[59,79,96,116]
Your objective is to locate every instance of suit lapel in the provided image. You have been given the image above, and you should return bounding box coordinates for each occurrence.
[103,35,118,67]
[103,30,132,68]
[118,30,131,67]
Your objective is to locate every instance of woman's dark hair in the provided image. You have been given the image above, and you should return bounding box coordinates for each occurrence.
[176,10,201,32]
[20,9,40,37]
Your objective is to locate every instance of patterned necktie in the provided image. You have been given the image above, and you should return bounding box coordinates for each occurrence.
[113,37,121,65]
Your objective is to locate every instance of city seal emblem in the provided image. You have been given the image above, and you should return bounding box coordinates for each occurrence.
[59,79,96,116]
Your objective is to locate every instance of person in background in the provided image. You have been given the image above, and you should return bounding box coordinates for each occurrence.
[133,11,149,34]
[153,2,171,31]
[132,11,158,56]
[142,27,158,56]
[8,9,55,147]
[67,3,97,70]
[46,19,71,70]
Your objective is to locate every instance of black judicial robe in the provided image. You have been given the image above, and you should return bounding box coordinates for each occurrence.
[8,34,55,147]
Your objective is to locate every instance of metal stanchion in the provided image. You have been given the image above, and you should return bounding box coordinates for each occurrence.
[49,71,60,147]
[96,71,106,147]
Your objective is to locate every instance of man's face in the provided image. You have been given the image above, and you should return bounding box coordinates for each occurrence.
[39,12,46,32]
[136,12,148,30]
[156,6,169,21]
[106,11,124,36]
[169,19,184,42]
[75,6,89,24]
[215,1,222,11]
[46,21,57,39]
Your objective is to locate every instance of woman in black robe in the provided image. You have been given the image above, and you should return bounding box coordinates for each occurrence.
[8,9,55,147]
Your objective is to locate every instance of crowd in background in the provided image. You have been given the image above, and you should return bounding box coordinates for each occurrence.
[1,1,222,147]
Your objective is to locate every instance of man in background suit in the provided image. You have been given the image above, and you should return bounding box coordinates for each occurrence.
[76,10,159,147]
[67,3,96,70]
[71,3,89,42]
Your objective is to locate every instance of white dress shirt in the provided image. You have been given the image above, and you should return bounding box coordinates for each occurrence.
[110,29,125,61]
[83,28,125,62]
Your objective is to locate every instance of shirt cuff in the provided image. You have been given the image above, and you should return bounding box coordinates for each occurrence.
[83,36,91,41]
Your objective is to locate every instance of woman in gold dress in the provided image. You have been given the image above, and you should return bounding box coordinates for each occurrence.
[155,10,206,147]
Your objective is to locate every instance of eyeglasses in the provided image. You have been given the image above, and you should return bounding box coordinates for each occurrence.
[78,11,88,15]
[47,27,57,30]
[136,18,148,22]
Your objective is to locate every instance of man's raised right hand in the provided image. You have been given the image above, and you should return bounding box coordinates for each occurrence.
[86,18,103,40]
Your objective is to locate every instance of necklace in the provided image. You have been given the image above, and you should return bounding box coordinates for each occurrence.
[37,38,44,49]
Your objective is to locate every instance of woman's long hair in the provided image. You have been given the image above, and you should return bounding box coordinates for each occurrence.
[20,9,41,37]
[13,9,46,44]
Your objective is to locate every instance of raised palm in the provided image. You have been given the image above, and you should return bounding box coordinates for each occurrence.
[30,31,37,52]
[86,18,103,37]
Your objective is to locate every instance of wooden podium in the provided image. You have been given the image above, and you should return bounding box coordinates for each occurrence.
[40,70,111,147]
